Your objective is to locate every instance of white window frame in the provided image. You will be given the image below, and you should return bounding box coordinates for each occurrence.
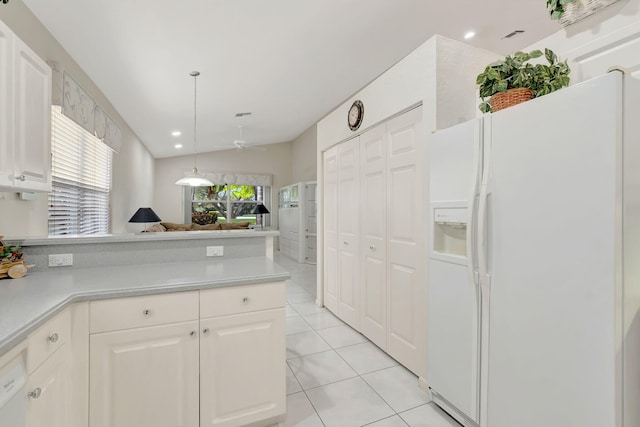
[48,106,112,235]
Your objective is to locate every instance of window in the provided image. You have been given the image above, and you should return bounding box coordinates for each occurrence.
[48,106,112,235]
[188,184,270,226]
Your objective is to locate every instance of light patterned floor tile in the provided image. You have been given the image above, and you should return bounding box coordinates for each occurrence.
[287,330,331,359]
[291,301,326,315]
[286,316,313,335]
[305,377,395,427]
[336,342,398,374]
[302,311,344,330]
[275,391,324,427]
[365,415,410,426]
[362,365,430,413]
[286,364,302,395]
[316,324,368,349]
[399,403,461,427]
[287,350,357,389]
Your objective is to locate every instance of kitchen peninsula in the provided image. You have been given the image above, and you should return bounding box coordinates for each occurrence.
[0,230,288,427]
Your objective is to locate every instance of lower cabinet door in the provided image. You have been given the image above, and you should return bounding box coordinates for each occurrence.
[26,346,69,427]
[200,309,285,427]
[89,321,200,427]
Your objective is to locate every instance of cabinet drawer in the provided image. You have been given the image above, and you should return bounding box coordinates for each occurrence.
[27,308,70,374]
[90,291,199,334]
[200,282,286,318]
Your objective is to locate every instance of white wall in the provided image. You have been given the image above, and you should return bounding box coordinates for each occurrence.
[0,0,155,237]
[315,35,499,306]
[291,124,317,182]
[526,0,640,81]
[154,142,293,227]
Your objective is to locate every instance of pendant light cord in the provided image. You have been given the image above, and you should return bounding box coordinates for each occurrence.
[191,70,200,171]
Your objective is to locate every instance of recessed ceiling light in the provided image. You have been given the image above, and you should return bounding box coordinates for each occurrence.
[171,131,182,137]
[464,31,476,40]
[174,144,183,149]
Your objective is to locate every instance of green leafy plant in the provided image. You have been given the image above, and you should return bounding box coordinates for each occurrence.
[547,0,575,19]
[476,48,570,113]
[0,244,23,263]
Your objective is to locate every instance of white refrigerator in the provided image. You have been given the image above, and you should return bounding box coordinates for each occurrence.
[427,71,640,427]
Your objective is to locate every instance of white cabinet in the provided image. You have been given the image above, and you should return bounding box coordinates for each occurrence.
[89,321,200,427]
[0,20,13,189]
[304,182,317,264]
[278,182,317,263]
[89,284,286,427]
[323,106,427,376]
[26,346,70,427]
[200,309,285,427]
[25,307,74,427]
[0,19,51,192]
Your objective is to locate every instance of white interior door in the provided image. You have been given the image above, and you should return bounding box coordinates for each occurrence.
[337,138,361,329]
[386,106,426,376]
[323,146,339,313]
[360,123,388,349]
[485,73,620,427]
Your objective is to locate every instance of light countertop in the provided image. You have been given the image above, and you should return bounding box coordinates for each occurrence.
[0,256,290,357]
[6,229,279,246]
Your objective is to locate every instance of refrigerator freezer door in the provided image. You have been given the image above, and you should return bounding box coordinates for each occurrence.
[485,73,622,427]
[428,119,482,424]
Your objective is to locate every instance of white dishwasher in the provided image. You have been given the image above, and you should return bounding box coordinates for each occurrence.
[0,356,26,427]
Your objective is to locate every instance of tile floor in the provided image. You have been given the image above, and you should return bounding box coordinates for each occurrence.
[272,254,461,427]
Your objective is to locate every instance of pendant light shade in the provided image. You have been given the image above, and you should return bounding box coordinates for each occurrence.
[176,71,213,187]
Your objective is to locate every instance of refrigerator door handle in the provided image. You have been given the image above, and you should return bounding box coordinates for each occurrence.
[477,136,492,289]
[467,121,482,286]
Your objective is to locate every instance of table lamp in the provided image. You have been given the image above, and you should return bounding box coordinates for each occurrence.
[251,203,270,230]
[128,208,162,232]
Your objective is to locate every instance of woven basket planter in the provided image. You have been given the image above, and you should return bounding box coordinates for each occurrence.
[559,0,621,26]
[489,88,534,112]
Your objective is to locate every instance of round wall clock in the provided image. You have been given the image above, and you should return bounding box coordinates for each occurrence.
[348,100,364,131]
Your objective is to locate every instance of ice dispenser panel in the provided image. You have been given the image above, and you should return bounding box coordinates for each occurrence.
[433,207,467,258]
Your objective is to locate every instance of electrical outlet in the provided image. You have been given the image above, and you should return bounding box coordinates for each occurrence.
[48,253,73,267]
[206,246,224,257]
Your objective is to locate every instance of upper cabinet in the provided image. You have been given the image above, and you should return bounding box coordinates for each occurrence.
[0,19,52,192]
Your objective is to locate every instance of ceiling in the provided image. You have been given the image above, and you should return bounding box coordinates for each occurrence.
[22,0,560,158]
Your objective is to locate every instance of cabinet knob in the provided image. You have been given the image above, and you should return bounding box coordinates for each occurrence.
[16,175,26,182]
[343,241,349,246]
[242,297,249,303]
[48,333,59,343]
[189,330,196,336]
[202,328,210,334]
[143,309,151,316]
[28,388,42,399]
[369,245,376,251]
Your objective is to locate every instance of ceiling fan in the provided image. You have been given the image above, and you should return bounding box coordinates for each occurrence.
[231,124,267,151]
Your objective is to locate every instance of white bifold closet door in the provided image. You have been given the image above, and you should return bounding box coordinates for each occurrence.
[385,107,426,377]
[337,138,360,329]
[323,146,339,314]
[360,123,388,349]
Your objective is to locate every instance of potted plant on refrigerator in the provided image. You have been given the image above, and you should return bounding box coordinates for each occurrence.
[547,0,622,25]
[476,48,571,113]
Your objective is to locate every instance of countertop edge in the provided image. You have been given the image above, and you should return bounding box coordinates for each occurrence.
[0,271,290,358]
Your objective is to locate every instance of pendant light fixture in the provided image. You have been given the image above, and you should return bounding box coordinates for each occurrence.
[175,71,213,186]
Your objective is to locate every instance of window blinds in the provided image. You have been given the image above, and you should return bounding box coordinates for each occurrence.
[48,106,112,235]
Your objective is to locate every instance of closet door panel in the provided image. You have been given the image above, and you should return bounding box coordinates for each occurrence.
[360,124,387,348]
[386,107,427,376]
[323,147,339,313]
[337,139,360,329]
